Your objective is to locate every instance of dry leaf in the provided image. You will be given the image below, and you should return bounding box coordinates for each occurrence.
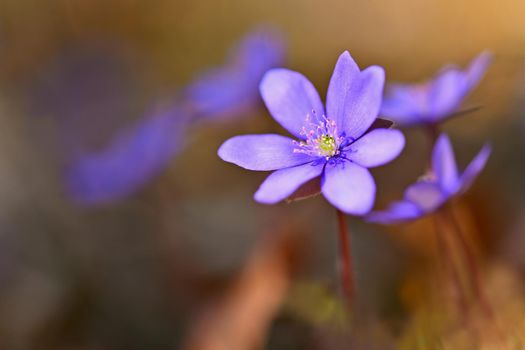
[182,224,304,350]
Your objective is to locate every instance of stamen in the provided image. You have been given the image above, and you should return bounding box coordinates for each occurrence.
[293,112,346,159]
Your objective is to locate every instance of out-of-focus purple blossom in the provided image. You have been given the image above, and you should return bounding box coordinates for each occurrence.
[218,51,405,215]
[367,133,491,224]
[66,106,188,205]
[185,28,285,122]
[62,27,285,205]
[380,51,492,127]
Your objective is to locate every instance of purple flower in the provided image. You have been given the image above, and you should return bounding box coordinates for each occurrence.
[218,51,405,215]
[185,28,285,122]
[63,27,283,205]
[66,106,188,205]
[367,133,491,224]
[380,51,492,127]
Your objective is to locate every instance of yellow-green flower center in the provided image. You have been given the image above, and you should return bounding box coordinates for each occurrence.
[317,135,337,157]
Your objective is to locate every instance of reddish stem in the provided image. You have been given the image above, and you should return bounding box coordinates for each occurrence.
[434,215,468,318]
[424,124,440,171]
[443,206,494,319]
[336,209,354,307]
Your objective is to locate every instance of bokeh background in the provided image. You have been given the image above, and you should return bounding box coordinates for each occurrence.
[0,0,524,348]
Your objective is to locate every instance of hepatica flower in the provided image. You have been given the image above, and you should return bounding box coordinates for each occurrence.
[185,28,285,122]
[64,27,284,205]
[218,51,405,215]
[66,106,188,204]
[380,51,492,127]
[367,134,491,224]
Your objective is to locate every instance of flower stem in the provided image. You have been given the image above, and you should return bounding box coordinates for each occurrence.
[434,215,468,318]
[426,123,439,141]
[425,124,439,170]
[443,206,493,319]
[336,209,354,307]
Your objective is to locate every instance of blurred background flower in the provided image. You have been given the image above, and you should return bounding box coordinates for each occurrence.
[66,105,190,204]
[367,133,491,224]
[60,28,285,205]
[380,51,492,127]
[185,28,285,122]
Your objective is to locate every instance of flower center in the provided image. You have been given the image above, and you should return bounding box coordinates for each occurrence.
[419,171,437,182]
[293,113,345,160]
[318,135,337,157]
